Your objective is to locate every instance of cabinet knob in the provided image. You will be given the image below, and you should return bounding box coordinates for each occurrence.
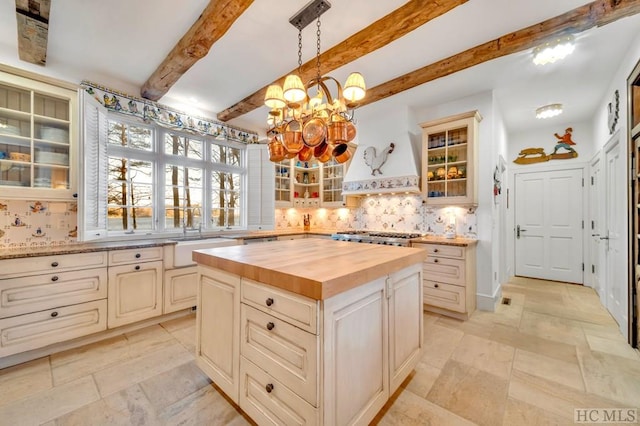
[51,261,59,267]
[51,311,59,318]
[73,193,78,198]
[434,283,439,288]
[433,248,439,253]
[51,276,59,282]
[135,253,141,259]
[433,259,439,263]
[265,383,274,393]
[265,298,274,307]
[266,322,275,331]
[135,265,141,271]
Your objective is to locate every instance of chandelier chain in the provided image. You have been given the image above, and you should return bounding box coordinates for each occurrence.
[297,29,302,73]
[315,16,321,81]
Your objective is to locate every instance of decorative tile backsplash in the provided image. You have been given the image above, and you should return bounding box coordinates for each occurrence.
[275,194,477,238]
[0,199,77,249]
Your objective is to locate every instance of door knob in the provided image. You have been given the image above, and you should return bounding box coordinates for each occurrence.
[591,234,600,237]
[516,225,527,238]
[600,236,609,240]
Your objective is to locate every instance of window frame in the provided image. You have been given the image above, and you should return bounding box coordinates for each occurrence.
[103,112,248,238]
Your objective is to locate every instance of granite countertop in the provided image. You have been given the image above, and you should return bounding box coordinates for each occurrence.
[193,238,427,300]
[0,239,173,260]
[409,236,478,246]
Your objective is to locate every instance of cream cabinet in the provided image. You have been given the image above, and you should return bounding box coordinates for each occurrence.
[107,247,164,328]
[412,242,476,319]
[0,68,78,199]
[275,157,350,208]
[0,252,108,357]
[196,263,423,425]
[196,267,241,402]
[421,111,481,205]
[163,266,197,314]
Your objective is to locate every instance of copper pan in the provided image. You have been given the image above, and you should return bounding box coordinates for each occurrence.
[298,145,313,162]
[314,141,333,163]
[268,137,286,162]
[302,117,326,148]
[332,143,351,163]
[327,120,347,144]
[282,120,303,153]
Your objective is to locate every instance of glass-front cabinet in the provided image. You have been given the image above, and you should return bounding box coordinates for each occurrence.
[421,110,481,205]
[0,70,78,199]
[274,157,347,208]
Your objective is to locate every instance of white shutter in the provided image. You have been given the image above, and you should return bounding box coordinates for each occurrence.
[78,92,108,240]
[246,145,275,230]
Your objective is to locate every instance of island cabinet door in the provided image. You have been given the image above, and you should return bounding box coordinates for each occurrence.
[388,264,423,394]
[323,277,388,426]
[196,267,241,404]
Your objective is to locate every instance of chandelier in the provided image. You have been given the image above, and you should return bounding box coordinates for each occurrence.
[264,0,366,164]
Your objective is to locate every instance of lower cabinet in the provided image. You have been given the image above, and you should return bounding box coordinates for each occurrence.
[163,266,198,314]
[107,260,163,328]
[0,300,107,357]
[412,242,476,319]
[196,263,423,425]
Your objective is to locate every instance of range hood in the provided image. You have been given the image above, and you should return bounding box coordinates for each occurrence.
[342,132,421,195]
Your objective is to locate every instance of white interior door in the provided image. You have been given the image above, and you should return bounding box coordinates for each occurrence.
[589,152,606,304]
[603,134,628,338]
[514,168,584,283]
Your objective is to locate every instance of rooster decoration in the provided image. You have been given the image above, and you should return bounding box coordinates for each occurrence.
[363,143,395,176]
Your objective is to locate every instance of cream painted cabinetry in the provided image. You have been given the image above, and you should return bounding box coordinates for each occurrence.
[412,242,476,319]
[107,247,164,328]
[163,267,197,313]
[196,263,423,425]
[421,111,481,205]
[0,68,78,199]
[0,252,108,357]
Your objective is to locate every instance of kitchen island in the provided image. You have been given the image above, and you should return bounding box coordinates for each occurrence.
[192,238,427,426]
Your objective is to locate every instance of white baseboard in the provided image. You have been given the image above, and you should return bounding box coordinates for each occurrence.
[476,284,502,312]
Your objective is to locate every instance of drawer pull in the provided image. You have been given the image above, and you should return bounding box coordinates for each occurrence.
[51,261,59,267]
[265,383,274,393]
[266,322,275,331]
[50,311,58,318]
[433,248,439,253]
[135,253,141,259]
[265,297,274,307]
[434,283,439,288]
[135,265,141,271]
[51,276,59,282]
[433,259,439,263]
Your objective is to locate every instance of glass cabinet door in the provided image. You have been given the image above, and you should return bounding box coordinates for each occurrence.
[0,74,76,198]
[274,159,292,205]
[321,157,346,206]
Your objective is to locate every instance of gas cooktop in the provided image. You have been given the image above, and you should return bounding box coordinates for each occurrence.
[331,231,422,246]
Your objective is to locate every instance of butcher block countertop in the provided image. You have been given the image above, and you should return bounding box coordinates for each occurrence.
[193,238,427,300]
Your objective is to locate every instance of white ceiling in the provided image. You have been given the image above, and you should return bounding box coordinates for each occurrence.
[0,0,638,136]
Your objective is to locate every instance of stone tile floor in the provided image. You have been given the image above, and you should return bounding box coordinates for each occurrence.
[1,276,639,425]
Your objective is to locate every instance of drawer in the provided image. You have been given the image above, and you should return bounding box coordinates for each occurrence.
[423,256,465,286]
[0,267,107,319]
[242,278,318,334]
[0,252,108,279]
[241,304,319,406]
[108,246,164,266]
[423,280,465,313]
[240,357,318,426]
[413,243,465,259]
[0,299,107,357]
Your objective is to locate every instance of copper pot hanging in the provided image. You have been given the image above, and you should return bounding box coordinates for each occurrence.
[302,117,326,148]
[327,115,348,144]
[332,143,351,163]
[298,145,313,162]
[314,141,333,163]
[282,120,303,153]
[268,137,286,162]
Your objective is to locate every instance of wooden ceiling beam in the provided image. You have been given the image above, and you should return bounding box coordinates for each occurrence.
[361,0,640,107]
[15,0,51,66]
[141,0,254,101]
[216,0,469,122]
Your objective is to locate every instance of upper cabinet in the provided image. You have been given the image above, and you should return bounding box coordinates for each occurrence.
[420,111,481,206]
[275,158,348,208]
[0,69,78,200]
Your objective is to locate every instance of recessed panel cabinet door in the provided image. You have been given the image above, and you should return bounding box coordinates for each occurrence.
[107,261,163,328]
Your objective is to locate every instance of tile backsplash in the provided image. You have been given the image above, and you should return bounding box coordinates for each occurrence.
[0,199,78,249]
[276,194,477,238]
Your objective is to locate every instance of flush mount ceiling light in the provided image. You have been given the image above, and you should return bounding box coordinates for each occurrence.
[532,35,575,66]
[536,103,563,119]
[265,0,365,164]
